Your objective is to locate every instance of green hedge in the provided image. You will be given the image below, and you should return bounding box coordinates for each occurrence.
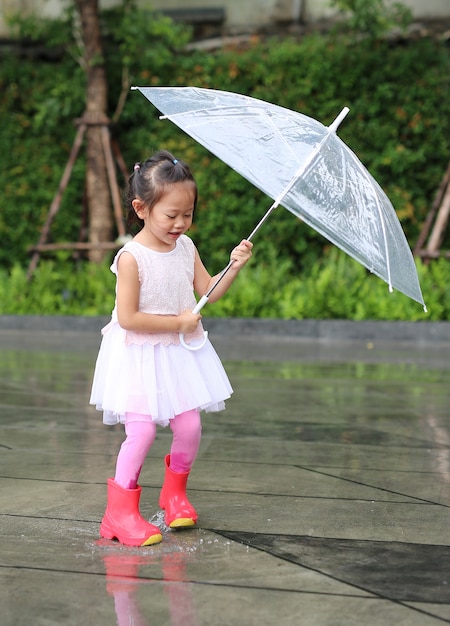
[1,249,447,320]
[1,5,449,319]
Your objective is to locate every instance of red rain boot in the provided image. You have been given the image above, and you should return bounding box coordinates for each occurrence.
[159,455,198,528]
[100,478,163,546]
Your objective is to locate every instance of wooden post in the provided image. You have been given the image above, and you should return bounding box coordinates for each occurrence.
[101,125,126,239]
[27,117,129,278]
[27,124,87,279]
[414,162,450,261]
[425,182,450,254]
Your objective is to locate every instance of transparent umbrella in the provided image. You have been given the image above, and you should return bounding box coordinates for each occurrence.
[132,86,426,320]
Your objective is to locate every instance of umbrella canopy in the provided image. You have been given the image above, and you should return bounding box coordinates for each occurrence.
[132,86,426,311]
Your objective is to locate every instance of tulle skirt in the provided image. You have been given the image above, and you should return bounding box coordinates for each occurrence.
[90,322,233,427]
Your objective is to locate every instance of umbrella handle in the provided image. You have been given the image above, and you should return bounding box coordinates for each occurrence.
[179,295,209,351]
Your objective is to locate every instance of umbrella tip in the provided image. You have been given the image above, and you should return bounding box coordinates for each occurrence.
[423,304,428,313]
[130,86,138,91]
[328,107,350,133]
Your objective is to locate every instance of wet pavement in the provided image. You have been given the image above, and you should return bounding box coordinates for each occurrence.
[0,317,449,626]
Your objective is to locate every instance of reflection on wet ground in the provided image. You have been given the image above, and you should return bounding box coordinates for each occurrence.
[0,324,449,625]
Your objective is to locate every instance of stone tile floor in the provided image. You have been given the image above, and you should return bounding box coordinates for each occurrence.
[0,322,449,625]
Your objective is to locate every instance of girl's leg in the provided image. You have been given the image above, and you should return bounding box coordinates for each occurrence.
[159,409,202,528]
[114,416,157,489]
[169,409,202,472]
[101,415,161,546]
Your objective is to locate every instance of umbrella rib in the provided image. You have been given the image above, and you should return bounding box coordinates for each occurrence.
[273,107,350,208]
[261,110,302,166]
[358,167,393,292]
[274,127,334,208]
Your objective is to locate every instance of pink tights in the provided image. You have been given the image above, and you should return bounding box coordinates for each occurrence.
[114,409,202,490]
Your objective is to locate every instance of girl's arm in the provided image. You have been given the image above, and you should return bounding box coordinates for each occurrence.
[193,239,253,303]
[116,252,201,333]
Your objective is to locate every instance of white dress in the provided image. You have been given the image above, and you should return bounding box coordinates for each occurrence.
[89,236,232,427]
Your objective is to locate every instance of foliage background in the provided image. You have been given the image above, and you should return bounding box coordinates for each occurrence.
[1,3,449,319]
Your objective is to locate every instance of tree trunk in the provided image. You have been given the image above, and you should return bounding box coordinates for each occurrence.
[75,0,113,263]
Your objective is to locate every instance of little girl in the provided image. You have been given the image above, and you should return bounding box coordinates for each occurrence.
[90,150,253,546]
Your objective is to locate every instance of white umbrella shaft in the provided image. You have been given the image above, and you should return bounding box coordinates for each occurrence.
[200,107,351,307]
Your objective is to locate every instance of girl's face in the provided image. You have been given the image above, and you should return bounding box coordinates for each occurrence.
[134,182,196,251]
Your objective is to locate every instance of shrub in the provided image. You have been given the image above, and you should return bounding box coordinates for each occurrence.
[2,250,447,320]
[1,4,449,320]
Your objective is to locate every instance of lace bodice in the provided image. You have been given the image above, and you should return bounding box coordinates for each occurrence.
[105,236,205,346]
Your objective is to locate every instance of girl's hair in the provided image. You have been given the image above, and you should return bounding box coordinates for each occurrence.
[126,150,198,230]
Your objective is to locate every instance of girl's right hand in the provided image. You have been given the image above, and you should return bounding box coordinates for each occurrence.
[177,309,202,334]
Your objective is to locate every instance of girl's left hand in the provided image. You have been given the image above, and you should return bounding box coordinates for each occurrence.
[230,239,253,270]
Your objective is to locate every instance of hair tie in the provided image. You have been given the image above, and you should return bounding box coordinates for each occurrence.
[173,159,178,165]
[134,163,140,171]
